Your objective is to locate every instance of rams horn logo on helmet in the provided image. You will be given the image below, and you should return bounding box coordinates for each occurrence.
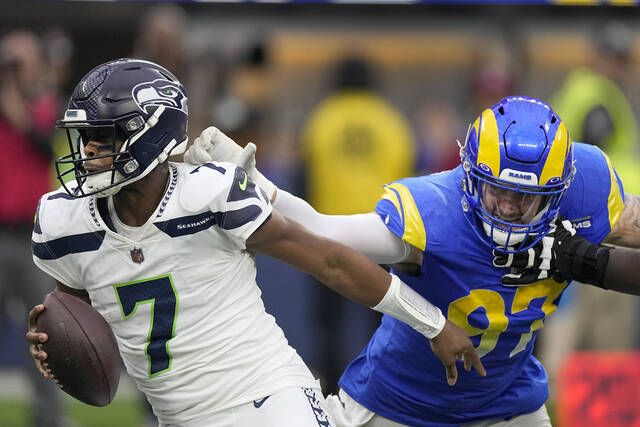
[132,79,187,114]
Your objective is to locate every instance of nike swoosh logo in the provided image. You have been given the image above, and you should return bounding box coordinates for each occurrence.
[239,172,248,191]
[253,396,270,408]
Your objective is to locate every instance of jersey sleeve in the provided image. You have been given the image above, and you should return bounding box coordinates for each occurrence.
[208,165,273,246]
[31,194,85,289]
[375,181,427,251]
[561,144,625,244]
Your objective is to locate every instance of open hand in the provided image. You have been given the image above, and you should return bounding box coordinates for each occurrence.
[429,320,486,385]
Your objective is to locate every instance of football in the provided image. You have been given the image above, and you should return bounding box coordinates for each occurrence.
[36,290,120,406]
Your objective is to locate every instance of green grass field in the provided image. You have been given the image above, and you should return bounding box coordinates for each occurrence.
[0,399,146,427]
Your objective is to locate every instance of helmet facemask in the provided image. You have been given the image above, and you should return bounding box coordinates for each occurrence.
[463,165,568,252]
[57,113,148,198]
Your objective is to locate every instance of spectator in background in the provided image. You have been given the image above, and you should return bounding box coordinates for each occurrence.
[413,101,461,175]
[468,60,515,121]
[0,30,62,427]
[133,4,189,79]
[300,55,415,392]
[552,20,640,194]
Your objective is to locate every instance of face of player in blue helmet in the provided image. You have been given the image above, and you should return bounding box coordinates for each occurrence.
[55,58,188,198]
[460,96,574,253]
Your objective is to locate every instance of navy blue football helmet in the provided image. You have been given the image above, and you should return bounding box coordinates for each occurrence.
[56,58,188,197]
[460,96,574,253]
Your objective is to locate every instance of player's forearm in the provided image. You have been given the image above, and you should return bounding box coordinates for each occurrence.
[556,238,640,294]
[316,240,391,306]
[319,241,445,339]
[601,247,640,295]
[274,190,409,264]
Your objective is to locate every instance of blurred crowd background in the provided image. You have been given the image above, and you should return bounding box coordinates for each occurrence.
[1,3,640,426]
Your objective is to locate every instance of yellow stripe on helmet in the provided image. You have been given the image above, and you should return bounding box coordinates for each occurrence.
[601,150,624,229]
[539,122,570,186]
[476,109,501,177]
[382,183,427,251]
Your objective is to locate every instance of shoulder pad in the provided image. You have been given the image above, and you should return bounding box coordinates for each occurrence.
[37,190,87,239]
[179,161,235,213]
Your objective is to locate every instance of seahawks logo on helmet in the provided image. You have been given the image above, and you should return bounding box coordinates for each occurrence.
[132,79,187,114]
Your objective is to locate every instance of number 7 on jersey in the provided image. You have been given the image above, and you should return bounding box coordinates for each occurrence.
[114,275,179,377]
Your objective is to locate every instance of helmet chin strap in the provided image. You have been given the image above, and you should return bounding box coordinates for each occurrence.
[84,170,126,197]
[482,222,528,246]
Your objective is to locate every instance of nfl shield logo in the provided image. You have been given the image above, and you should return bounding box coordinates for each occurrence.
[130,247,145,264]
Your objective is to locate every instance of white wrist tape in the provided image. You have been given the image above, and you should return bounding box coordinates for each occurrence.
[372,274,446,339]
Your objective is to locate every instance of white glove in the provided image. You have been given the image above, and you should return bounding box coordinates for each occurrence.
[184,126,277,201]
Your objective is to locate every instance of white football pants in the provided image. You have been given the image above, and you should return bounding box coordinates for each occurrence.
[160,387,335,427]
[326,389,552,427]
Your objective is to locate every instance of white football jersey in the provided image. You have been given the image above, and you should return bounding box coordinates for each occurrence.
[32,162,319,425]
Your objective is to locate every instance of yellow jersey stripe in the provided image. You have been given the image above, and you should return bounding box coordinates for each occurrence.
[602,150,624,229]
[476,109,501,177]
[540,122,570,185]
[383,183,427,251]
[381,189,403,223]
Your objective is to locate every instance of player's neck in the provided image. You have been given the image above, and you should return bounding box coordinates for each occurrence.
[112,165,170,227]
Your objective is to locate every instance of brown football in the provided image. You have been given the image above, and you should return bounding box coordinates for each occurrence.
[36,290,120,406]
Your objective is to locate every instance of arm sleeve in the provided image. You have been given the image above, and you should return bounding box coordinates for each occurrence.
[274,189,410,264]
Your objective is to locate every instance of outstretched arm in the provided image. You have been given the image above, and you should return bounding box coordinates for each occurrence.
[274,190,410,264]
[247,209,486,384]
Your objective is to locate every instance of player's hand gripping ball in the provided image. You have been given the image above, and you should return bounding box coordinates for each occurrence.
[36,290,120,406]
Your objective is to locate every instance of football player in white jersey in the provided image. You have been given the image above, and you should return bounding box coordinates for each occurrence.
[25,59,485,427]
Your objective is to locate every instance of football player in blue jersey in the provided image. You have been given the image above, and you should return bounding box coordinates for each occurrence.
[25,58,484,427]
[185,95,640,427]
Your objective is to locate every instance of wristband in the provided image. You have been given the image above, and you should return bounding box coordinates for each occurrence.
[555,237,611,288]
[372,274,446,339]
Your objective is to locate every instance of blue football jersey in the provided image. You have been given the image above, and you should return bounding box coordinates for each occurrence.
[339,143,624,426]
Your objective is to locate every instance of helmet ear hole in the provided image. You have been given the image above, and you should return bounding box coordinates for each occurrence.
[498,106,505,115]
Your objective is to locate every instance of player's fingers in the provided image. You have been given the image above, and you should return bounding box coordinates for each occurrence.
[466,349,486,377]
[492,251,513,267]
[445,362,458,386]
[463,354,471,372]
[25,331,47,345]
[501,272,524,286]
[30,345,48,361]
[237,143,256,169]
[36,359,51,379]
[27,304,45,329]
[492,255,508,267]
